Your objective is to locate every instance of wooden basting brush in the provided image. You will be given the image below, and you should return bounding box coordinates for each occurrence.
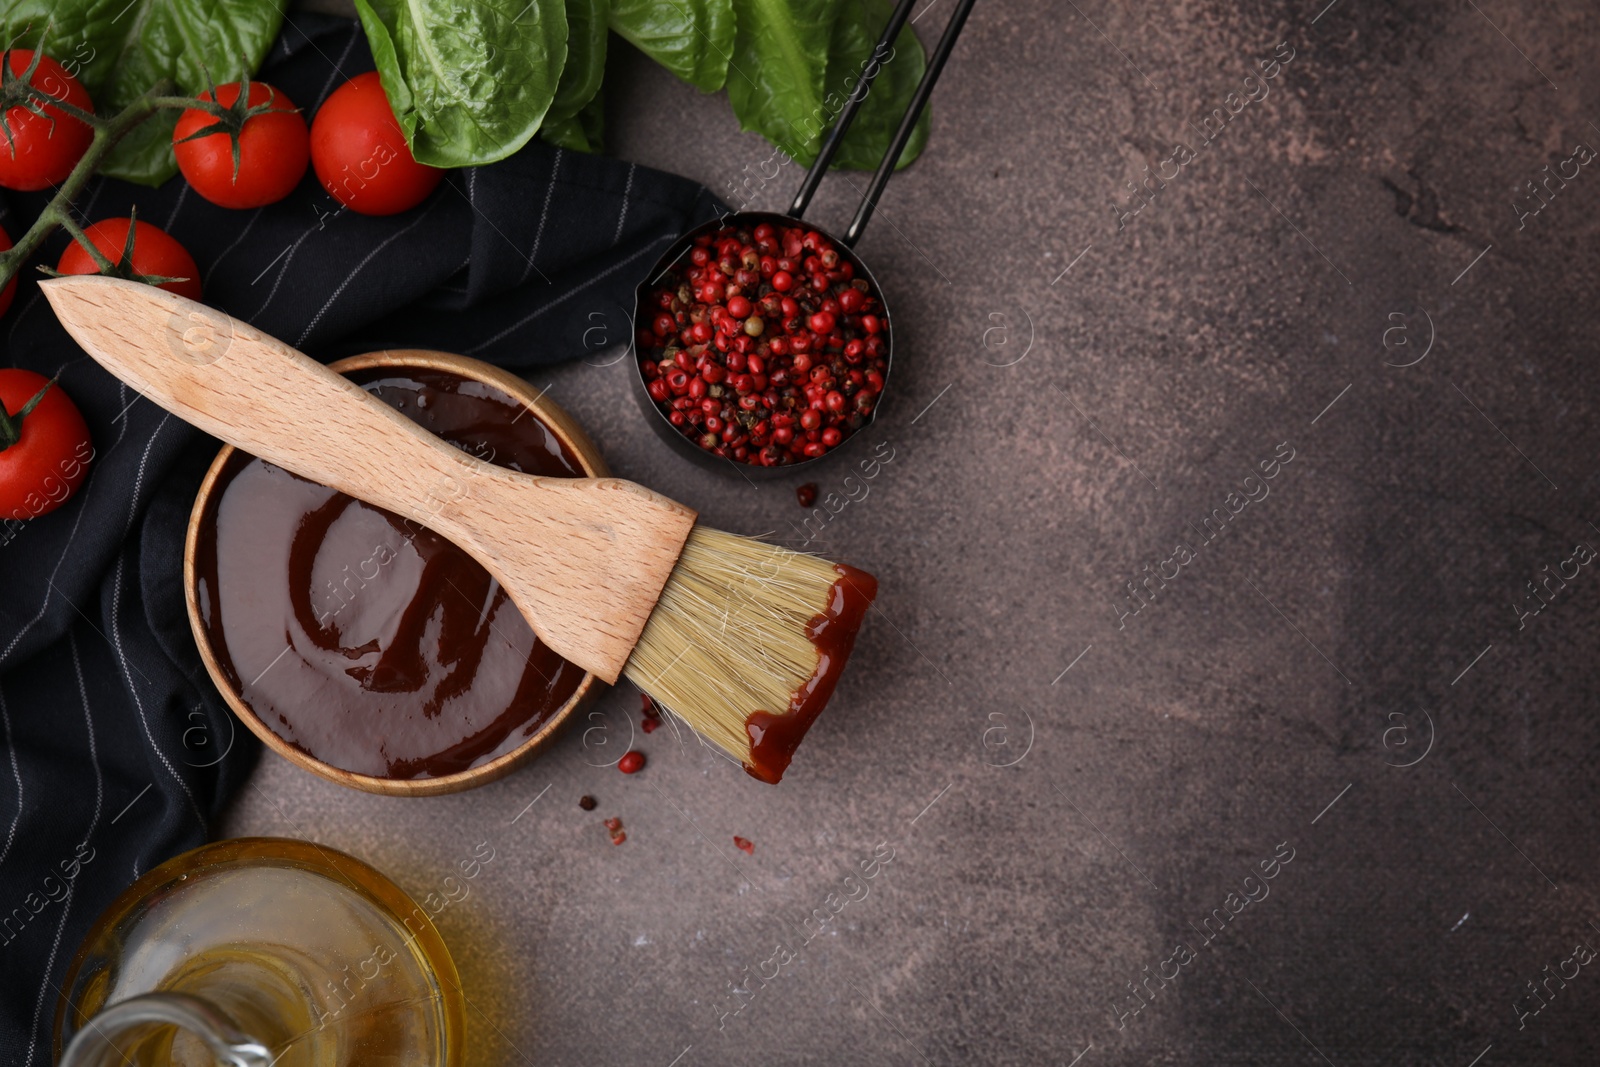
[628,528,875,780]
[42,277,877,783]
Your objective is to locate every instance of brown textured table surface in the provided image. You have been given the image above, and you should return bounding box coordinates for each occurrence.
[228,3,1600,1063]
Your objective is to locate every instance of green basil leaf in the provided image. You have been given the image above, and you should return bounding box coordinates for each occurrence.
[0,0,285,186]
[575,88,605,148]
[548,0,607,123]
[609,0,733,93]
[726,0,838,163]
[544,87,604,153]
[824,0,928,171]
[354,0,567,169]
[101,111,181,186]
[538,115,586,151]
[541,85,604,151]
[0,2,119,101]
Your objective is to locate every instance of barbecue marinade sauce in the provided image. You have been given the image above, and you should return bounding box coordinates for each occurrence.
[192,368,587,779]
[743,564,877,784]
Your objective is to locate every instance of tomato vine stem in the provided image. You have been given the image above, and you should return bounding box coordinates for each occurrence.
[0,79,194,292]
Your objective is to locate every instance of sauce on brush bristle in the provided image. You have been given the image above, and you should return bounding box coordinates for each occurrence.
[621,528,877,783]
[745,565,876,783]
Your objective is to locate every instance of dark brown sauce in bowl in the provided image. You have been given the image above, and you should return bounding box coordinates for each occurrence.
[188,359,598,788]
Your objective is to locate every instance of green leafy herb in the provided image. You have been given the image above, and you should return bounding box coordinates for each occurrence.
[541,86,605,152]
[608,0,733,93]
[0,2,117,98]
[0,0,936,201]
[548,0,608,124]
[353,0,567,168]
[823,0,929,171]
[576,89,605,148]
[0,0,285,186]
[726,0,837,163]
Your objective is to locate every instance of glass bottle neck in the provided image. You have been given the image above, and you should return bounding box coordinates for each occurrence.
[60,992,275,1067]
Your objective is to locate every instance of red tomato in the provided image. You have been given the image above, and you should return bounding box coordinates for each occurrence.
[56,219,203,302]
[0,370,92,520]
[310,72,443,216]
[173,81,310,209]
[0,224,15,318]
[0,50,95,191]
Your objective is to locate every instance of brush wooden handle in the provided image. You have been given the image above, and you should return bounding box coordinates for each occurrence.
[41,276,696,683]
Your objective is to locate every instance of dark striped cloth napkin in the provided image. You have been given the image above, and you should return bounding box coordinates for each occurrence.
[0,13,721,1061]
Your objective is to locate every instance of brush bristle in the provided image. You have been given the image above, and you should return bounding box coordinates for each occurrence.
[623,527,868,782]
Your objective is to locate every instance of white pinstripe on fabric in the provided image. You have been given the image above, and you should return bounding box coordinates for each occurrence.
[22,631,105,1067]
[312,30,359,108]
[0,368,134,663]
[0,686,21,875]
[0,460,96,663]
[110,550,205,835]
[250,222,321,319]
[162,181,190,231]
[207,205,265,273]
[614,163,636,243]
[466,233,673,355]
[294,199,440,346]
[520,148,563,286]
[104,416,205,832]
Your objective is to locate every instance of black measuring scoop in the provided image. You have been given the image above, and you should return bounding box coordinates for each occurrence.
[631,0,979,477]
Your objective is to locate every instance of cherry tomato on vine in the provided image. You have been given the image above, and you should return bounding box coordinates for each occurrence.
[310,72,443,216]
[56,218,203,302]
[173,81,309,209]
[0,369,92,521]
[0,224,15,318]
[0,50,95,191]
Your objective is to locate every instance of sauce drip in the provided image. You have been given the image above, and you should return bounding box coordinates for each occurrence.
[193,368,587,779]
[743,564,878,784]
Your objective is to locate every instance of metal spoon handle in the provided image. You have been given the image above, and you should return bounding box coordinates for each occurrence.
[789,0,920,221]
[843,0,979,247]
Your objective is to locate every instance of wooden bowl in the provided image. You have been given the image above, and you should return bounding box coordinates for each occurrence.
[184,349,608,796]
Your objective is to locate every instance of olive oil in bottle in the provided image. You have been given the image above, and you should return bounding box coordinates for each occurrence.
[55,837,464,1067]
